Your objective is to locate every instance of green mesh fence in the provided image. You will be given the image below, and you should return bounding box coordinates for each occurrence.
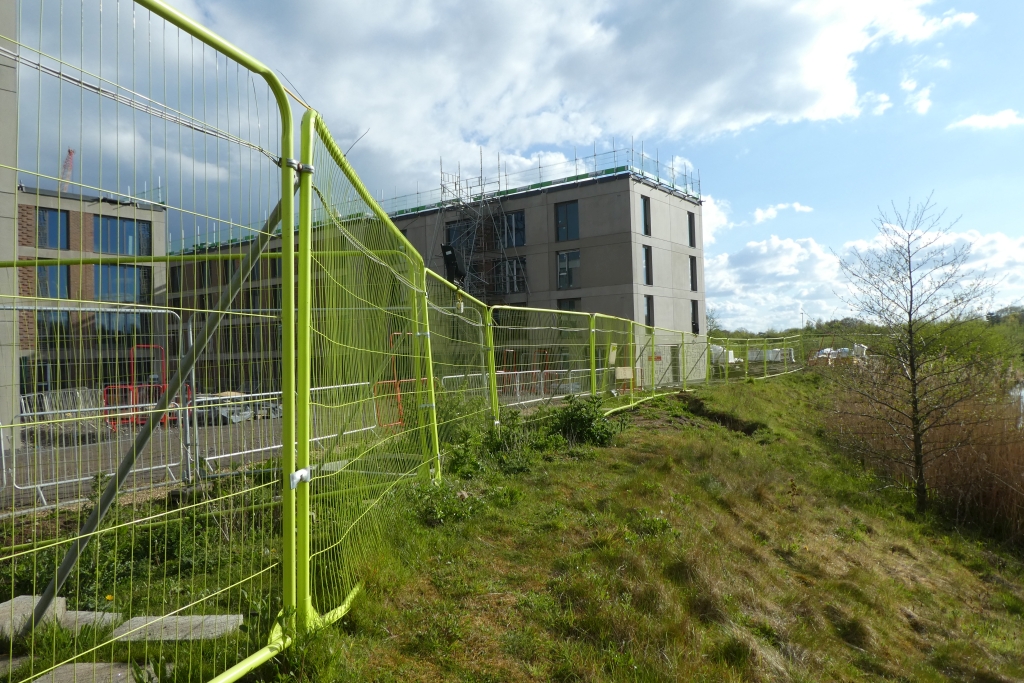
[424,271,491,449]
[0,2,859,681]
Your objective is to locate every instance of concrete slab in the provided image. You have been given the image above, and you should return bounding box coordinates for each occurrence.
[33,662,154,683]
[112,614,243,641]
[0,655,29,677]
[0,596,67,639]
[59,611,122,632]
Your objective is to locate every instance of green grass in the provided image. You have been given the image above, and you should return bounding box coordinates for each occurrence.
[259,373,1024,682]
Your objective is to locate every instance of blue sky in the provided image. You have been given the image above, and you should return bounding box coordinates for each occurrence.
[171,0,1024,330]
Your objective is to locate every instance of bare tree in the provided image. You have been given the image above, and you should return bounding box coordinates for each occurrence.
[834,195,999,513]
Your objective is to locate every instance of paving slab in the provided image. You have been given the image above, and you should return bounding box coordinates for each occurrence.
[32,662,154,683]
[59,611,122,632]
[0,655,30,677]
[112,614,242,641]
[0,596,67,639]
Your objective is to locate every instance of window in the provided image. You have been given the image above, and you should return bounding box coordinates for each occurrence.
[642,245,653,286]
[691,300,700,334]
[555,201,579,242]
[687,211,696,248]
[556,249,580,290]
[94,264,152,335]
[502,210,526,247]
[644,295,654,327]
[94,264,152,304]
[93,216,152,255]
[689,255,698,291]
[221,258,238,286]
[269,248,282,279]
[169,265,182,294]
[37,209,69,250]
[36,265,70,333]
[495,257,527,294]
[641,196,651,236]
[446,219,474,249]
[557,298,581,312]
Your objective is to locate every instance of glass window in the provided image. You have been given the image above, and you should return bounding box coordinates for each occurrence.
[94,264,152,303]
[689,255,698,291]
[496,257,527,294]
[688,211,696,248]
[555,201,579,242]
[691,300,700,334]
[446,219,474,249]
[169,265,181,294]
[642,245,653,285]
[93,216,152,255]
[642,196,651,236]
[37,265,69,298]
[502,210,526,247]
[645,295,654,327]
[557,249,580,290]
[36,265,70,334]
[557,298,580,312]
[37,209,69,250]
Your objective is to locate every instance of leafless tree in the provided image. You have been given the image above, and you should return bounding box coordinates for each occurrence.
[834,195,999,513]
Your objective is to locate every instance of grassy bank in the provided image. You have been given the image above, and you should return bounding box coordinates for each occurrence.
[262,373,1024,682]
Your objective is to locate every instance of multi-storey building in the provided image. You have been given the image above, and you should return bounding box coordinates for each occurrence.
[384,151,706,333]
[0,186,167,432]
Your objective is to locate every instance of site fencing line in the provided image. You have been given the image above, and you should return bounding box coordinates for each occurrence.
[0,2,864,681]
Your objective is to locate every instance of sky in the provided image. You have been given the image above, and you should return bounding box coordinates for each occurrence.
[168,0,1024,331]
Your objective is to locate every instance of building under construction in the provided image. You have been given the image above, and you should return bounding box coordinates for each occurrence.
[382,147,707,333]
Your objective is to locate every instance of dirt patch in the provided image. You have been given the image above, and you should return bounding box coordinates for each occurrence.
[674,394,769,436]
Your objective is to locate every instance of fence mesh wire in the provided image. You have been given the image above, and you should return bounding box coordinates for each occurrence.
[0,2,862,681]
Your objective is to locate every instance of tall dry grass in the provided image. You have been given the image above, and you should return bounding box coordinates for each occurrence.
[830,387,1024,542]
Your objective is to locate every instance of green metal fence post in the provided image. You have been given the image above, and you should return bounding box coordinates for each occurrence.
[589,314,597,398]
[486,306,501,427]
[420,282,442,482]
[763,337,768,379]
[706,337,711,385]
[295,109,315,632]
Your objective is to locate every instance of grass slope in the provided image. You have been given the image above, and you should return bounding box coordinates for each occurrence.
[265,374,1024,682]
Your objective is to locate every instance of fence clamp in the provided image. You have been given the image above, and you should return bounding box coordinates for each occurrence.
[280,158,315,175]
[289,468,311,490]
[420,403,435,410]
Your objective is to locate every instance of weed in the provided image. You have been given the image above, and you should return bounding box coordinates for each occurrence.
[548,395,615,446]
[406,481,479,526]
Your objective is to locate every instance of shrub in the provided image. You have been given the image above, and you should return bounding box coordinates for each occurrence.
[549,395,614,446]
[406,482,479,527]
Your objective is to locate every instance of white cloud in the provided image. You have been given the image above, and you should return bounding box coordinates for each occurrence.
[933,58,951,68]
[707,228,1024,331]
[906,85,933,114]
[700,195,732,245]
[753,202,814,223]
[901,77,918,91]
[860,91,892,115]
[157,0,978,191]
[948,109,1024,130]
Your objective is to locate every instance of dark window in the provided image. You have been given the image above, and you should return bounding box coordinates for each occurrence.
[37,209,69,250]
[642,245,653,286]
[644,295,654,327]
[502,210,526,247]
[691,300,700,334]
[270,248,282,279]
[495,257,527,294]
[557,298,581,312]
[169,265,182,294]
[557,249,580,290]
[641,196,651,236]
[93,216,152,255]
[687,211,696,248]
[446,219,474,249]
[555,201,579,242]
[689,255,698,291]
[221,258,238,286]
[195,261,211,289]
